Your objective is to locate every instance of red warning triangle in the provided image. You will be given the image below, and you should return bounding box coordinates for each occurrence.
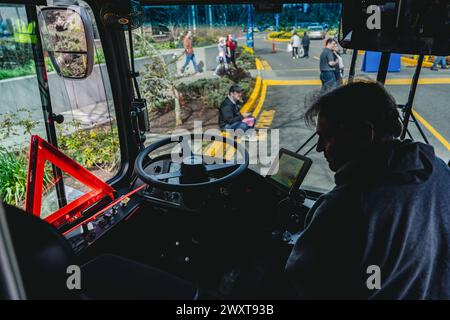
[25,135,115,227]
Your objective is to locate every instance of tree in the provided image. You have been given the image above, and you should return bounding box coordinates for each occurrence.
[135,30,183,125]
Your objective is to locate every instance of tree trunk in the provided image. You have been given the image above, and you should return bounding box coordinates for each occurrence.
[172,86,182,126]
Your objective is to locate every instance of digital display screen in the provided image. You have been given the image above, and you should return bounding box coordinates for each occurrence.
[269,153,305,190]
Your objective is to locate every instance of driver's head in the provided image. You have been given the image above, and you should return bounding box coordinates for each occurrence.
[304,80,402,172]
[229,85,244,102]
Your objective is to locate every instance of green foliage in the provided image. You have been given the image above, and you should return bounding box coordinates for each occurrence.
[152,41,178,50]
[0,148,28,206]
[134,32,179,113]
[0,147,52,207]
[140,57,175,112]
[0,60,35,80]
[0,40,33,68]
[0,48,103,80]
[0,109,39,139]
[236,46,256,70]
[57,121,120,171]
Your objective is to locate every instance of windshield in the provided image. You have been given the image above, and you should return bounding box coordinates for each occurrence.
[131,1,450,193]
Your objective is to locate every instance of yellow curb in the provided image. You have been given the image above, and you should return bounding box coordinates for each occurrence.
[401,56,433,68]
[241,75,262,114]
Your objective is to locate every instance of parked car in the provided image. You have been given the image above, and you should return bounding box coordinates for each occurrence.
[307,26,326,39]
[150,24,171,42]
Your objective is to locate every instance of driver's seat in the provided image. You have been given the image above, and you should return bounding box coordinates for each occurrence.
[3,203,200,300]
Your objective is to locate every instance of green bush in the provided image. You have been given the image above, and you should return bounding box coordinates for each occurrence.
[0,61,35,80]
[57,123,119,171]
[0,147,52,207]
[236,46,256,70]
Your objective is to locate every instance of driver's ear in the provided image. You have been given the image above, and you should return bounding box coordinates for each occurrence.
[359,121,375,144]
[341,122,375,144]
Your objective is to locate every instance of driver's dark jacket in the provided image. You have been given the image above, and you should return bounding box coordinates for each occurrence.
[285,140,450,299]
[219,97,243,130]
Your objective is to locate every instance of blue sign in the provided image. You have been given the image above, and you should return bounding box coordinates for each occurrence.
[275,14,279,32]
[246,5,254,48]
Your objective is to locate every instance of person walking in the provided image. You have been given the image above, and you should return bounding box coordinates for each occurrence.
[214,37,229,76]
[431,56,448,71]
[290,31,301,59]
[319,38,339,92]
[180,30,199,74]
[301,31,310,58]
[226,34,238,69]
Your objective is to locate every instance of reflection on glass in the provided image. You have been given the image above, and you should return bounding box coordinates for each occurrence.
[54,52,88,78]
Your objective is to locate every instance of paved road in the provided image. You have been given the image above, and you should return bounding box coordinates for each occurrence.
[251,33,450,192]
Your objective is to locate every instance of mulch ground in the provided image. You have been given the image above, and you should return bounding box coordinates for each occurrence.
[149,99,220,134]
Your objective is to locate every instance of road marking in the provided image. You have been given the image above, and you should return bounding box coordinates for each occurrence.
[412,110,450,151]
[265,79,322,86]
[261,60,273,70]
[255,109,276,128]
[277,68,320,71]
[386,78,450,85]
[258,78,450,86]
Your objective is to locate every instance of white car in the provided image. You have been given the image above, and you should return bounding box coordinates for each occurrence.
[307,26,326,39]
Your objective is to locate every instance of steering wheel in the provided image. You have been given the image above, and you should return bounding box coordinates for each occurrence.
[134,134,249,191]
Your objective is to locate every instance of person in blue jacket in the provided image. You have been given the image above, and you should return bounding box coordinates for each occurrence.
[285,80,450,299]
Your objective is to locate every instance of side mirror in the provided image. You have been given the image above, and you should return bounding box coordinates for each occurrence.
[38,6,94,79]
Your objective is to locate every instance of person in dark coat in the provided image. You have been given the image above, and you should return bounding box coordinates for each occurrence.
[285,81,450,299]
[301,31,310,58]
[219,85,254,131]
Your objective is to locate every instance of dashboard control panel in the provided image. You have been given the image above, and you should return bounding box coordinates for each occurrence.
[63,194,140,253]
[133,158,186,208]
